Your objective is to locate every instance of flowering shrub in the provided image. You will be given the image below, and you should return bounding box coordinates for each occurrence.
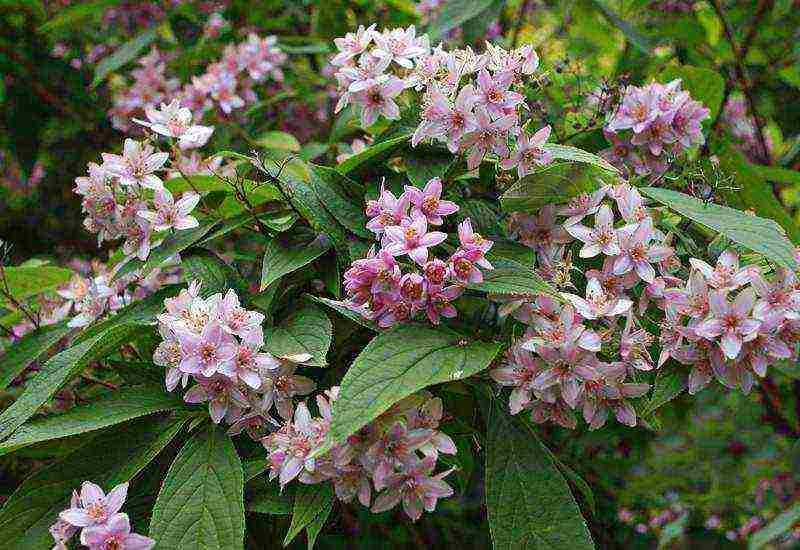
[3,2,800,549]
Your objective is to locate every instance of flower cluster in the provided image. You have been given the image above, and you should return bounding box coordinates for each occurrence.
[74,133,201,263]
[721,95,774,163]
[50,481,153,550]
[498,182,800,429]
[263,388,456,521]
[154,283,317,428]
[343,177,494,327]
[331,26,553,175]
[110,30,286,132]
[601,79,710,176]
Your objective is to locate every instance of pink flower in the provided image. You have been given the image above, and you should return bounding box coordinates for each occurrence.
[214,289,265,337]
[133,99,213,149]
[59,482,128,528]
[260,361,316,420]
[183,374,249,424]
[689,250,754,291]
[370,456,453,521]
[613,218,673,283]
[461,106,517,170]
[366,422,433,489]
[448,249,484,284]
[383,213,447,265]
[331,24,376,66]
[474,69,524,119]
[425,285,462,325]
[663,270,710,319]
[266,403,327,487]
[137,188,200,232]
[80,513,154,550]
[750,268,800,321]
[557,186,608,227]
[562,278,633,320]
[102,139,168,191]
[219,331,277,390]
[500,125,553,178]
[404,178,459,225]
[50,491,80,547]
[565,204,620,258]
[457,218,493,267]
[372,26,428,69]
[694,289,761,359]
[352,76,405,127]
[178,322,238,377]
[490,347,548,414]
[365,183,410,237]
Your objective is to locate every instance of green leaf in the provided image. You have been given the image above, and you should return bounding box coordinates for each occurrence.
[541,144,620,173]
[658,64,726,120]
[0,415,188,549]
[427,0,499,42]
[39,0,117,33]
[0,322,71,391]
[337,134,410,174]
[0,266,72,303]
[306,295,379,332]
[328,326,501,450]
[643,367,688,416]
[304,496,333,550]
[246,482,293,515]
[0,386,183,456]
[406,149,453,187]
[243,458,269,482]
[309,165,370,238]
[500,163,610,213]
[260,237,331,291]
[254,131,301,152]
[641,187,798,271]
[183,250,247,298]
[485,399,594,550]
[749,503,800,549]
[114,220,220,281]
[283,483,334,547]
[0,323,139,441]
[585,0,654,54]
[149,424,245,550]
[467,258,561,299]
[264,304,331,366]
[92,28,157,87]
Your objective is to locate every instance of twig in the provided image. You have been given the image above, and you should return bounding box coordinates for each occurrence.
[0,264,40,329]
[710,0,773,164]
[81,374,119,391]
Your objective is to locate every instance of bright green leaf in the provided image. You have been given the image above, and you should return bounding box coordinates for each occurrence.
[255,131,301,152]
[337,134,410,174]
[0,266,72,303]
[0,322,71,391]
[264,304,332,366]
[260,237,331,291]
[92,28,157,87]
[283,483,334,547]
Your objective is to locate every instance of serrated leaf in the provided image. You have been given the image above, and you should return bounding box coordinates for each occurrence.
[485,398,594,550]
[264,304,331,366]
[114,220,220,281]
[641,187,798,271]
[467,258,561,299]
[658,64,725,120]
[309,165,370,238]
[0,323,139,441]
[749,503,800,549]
[542,144,619,173]
[0,386,183,456]
[246,482,293,516]
[283,483,334,547]
[0,415,188,549]
[260,237,331,291]
[92,28,157,87]
[0,266,72,303]
[254,131,301,152]
[0,322,71,391]
[328,326,501,450]
[337,134,409,174]
[305,296,379,332]
[643,367,688,416]
[500,162,610,213]
[149,424,245,550]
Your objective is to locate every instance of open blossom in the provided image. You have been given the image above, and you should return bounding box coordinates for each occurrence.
[557,186,608,227]
[404,177,459,225]
[102,139,168,191]
[59,482,128,528]
[352,76,405,127]
[383,213,447,265]
[332,24,376,66]
[266,402,327,487]
[133,99,213,149]
[371,455,454,521]
[694,289,761,360]
[613,218,673,283]
[184,374,249,424]
[500,125,553,178]
[689,250,754,291]
[372,26,428,69]
[137,188,200,232]
[565,204,620,258]
[562,278,632,319]
[460,107,517,170]
[80,513,154,550]
[474,69,523,119]
[366,183,410,236]
[178,322,238,377]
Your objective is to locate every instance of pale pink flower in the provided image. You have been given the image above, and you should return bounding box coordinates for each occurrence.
[366,423,433,489]
[372,26,428,69]
[689,250,754,291]
[352,76,405,127]
[365,183,410,237]
[562,278,633,320]
[404,177,459,225]
[49,490,80,548]
[133,99,213,149]
[102,139,168,191]
[370,456,453,521]
[613,218,673,283]
[694,289,761,359]
[214,289,265,337]
[500,125,553,178]
[474,69,524,119]
[260,361,316,420]
[565,204,620,258]
[490,347,548,414]
[178,322,238,377]
[460,107,516,170]
[383,213,447,265]
[184,374,249,424]
[331,24,376,66]
[59,482,128,528]
[557,186,608,227]
[137,188,200,232]
[80,513,154,550]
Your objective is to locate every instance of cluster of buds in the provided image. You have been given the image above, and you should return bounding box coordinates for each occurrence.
[601,79,710,176]
[343,177,494,328]
[111,29,286,131]
[153,283,317,429]
[50,481,153,550]
[263,389,456,521]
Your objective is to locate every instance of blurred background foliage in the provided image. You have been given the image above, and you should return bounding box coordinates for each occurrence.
[1,0,799,547]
